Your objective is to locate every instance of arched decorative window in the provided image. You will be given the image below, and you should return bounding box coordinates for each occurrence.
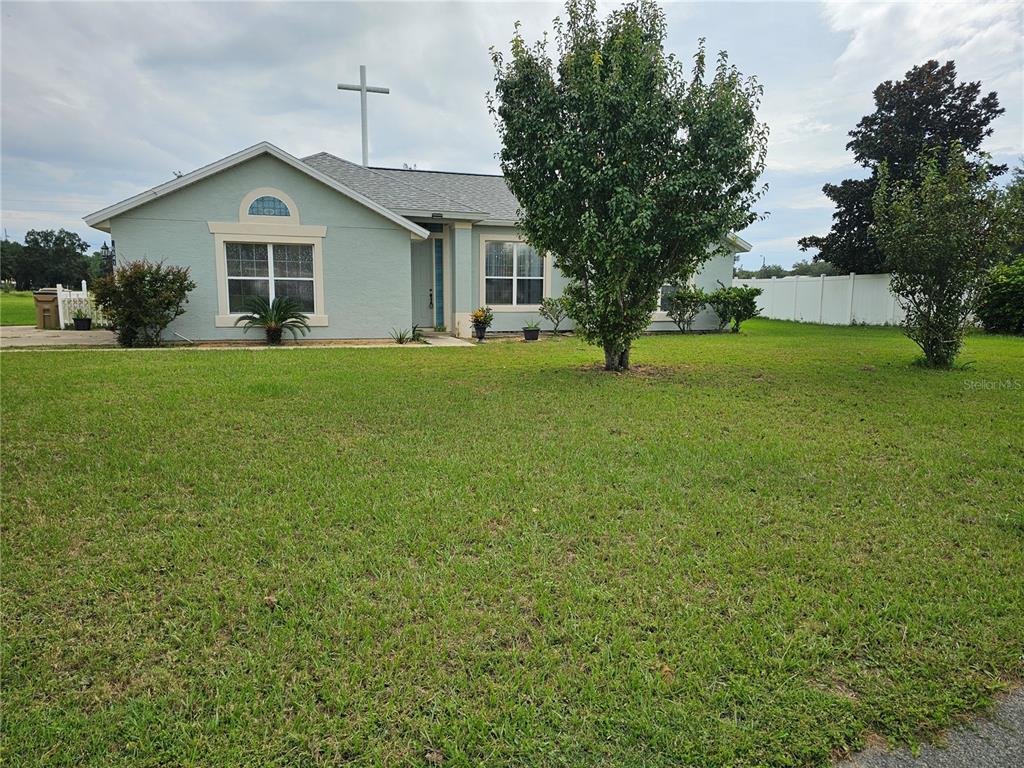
[247,195,290,217]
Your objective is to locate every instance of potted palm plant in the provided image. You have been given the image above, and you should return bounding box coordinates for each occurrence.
[234,296,311,345]
[469,306,493,341]
[522,320,541,341]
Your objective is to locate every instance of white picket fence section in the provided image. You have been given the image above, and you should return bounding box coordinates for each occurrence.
[55,280,110,328]
[732,273,905,326]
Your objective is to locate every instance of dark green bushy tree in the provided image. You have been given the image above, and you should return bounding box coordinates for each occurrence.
[873,148,1010,367]
[976,258,1024,335]
[490,0,767,369]
[93,260,195,347]
[800,60,1005,273]
[2,229,91,290]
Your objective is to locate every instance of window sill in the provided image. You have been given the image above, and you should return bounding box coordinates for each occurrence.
[215,313,328,327]
[489,305,542,313]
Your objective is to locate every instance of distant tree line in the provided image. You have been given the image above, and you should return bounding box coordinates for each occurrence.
[0,229,113,290]
[734,259,841,279]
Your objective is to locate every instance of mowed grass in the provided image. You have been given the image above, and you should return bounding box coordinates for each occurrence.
[2,320,1022,767]
[0,290,36,325]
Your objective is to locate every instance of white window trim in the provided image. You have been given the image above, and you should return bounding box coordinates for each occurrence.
[479,235,551,312]
[239,187,300,224]
[209,223,328,327]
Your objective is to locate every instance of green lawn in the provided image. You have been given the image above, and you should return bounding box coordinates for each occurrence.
[2,321,1022,767]
[0,290,36,325]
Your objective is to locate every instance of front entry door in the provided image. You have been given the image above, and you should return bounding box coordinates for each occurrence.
[411,239,434,328]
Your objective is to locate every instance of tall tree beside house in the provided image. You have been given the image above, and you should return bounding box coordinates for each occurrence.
[800,60,1005,274]
[0,229,91,290]
[490,0,767,370]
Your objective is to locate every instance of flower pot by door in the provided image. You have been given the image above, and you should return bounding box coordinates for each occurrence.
[473,324,487,341]
[73,317,92,331]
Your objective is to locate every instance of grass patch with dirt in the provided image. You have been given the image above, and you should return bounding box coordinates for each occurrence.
[2,320,1022,766]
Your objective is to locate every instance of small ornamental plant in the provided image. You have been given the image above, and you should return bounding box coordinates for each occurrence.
[538,297,569,334]
[234,296,310,345]
[470,306,494,340]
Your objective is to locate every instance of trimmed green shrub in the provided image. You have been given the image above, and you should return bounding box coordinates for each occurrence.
[976,258,1024,335]
[93,260,195,347]
[729,286,763,332]
[664,286,707,332]
[706,285,762,332]
[706,287,734,331]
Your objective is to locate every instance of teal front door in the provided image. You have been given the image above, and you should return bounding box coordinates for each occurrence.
[411,239,434,327]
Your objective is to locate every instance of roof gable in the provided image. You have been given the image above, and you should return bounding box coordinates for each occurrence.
[84,142,429,238]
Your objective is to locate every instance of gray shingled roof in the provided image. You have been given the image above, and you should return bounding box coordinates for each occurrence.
[369,167,521,223]
[302,152,519,223]
[303,152,487,217]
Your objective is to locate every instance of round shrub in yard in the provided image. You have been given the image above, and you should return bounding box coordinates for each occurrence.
[93,260,196,347]
[976,257,1024,335]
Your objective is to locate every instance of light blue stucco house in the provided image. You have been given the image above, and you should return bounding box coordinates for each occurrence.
[84,142,751,340]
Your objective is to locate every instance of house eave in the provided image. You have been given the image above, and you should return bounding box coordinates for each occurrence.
[726,232,753,252]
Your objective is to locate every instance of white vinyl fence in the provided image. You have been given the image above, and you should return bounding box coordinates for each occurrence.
[56,280,110,328]
[733,273,905,326]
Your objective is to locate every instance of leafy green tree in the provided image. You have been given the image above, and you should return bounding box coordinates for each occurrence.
[3,229,91,290]
[873,148,1010,367]
[0,239,25,285]
[801,60,1005,273]
[975,257,1024,335]
[1001,164,1024,260]
[490,0,767,369]
[790,259,839,277]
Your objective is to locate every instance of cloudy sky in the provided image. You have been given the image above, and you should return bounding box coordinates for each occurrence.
[1,1,1021,269]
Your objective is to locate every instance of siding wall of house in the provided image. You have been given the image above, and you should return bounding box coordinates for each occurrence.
[108,154,413,340]
[465,221,737,335]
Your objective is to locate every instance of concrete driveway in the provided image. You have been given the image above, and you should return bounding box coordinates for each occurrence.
[0,326,117,348]
[838,688,1024,768]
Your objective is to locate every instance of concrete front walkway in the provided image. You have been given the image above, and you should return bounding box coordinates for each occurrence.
[838,688,1024,768]
[0,326,117,348]
[0,326,476,350]
[421,331,475,347]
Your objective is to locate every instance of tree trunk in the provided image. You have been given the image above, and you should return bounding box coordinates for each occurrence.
[602,342,631,371]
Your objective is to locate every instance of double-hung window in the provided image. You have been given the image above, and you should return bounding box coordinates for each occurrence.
[484,240,544,306]
[226,242,315,313]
